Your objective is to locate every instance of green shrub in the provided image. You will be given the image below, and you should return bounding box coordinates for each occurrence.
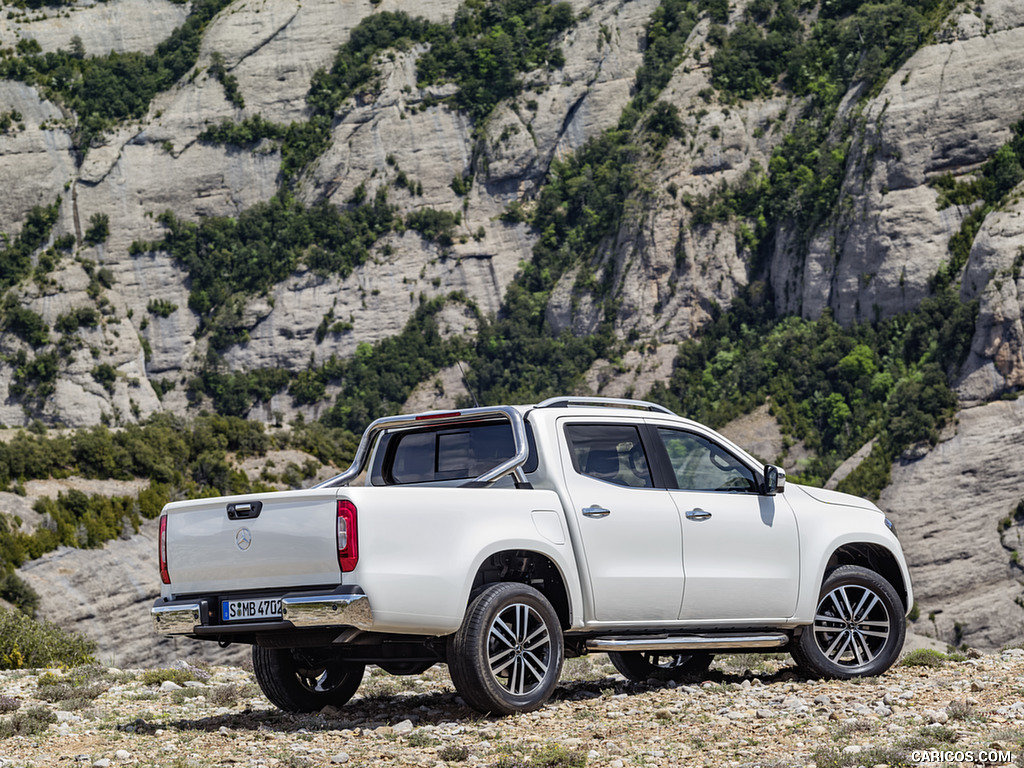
[140,666,208,686]
[0,608,96,670]
[91,363,117,393]
[83,213,110,246]
[405,208,460,246]
[7,350,60,402]
[1,302,50,348]
[207,683,238,707]
[438,744,470,762]
[494,745,587,768]
[0,574,39,617]
[35,677,107,709]
[146,298,178,318]
[198,114,286,147]
[54,307,100,334]
[145,191,397,346]
[209,51,244,108]
[931,119,1024,290]
[0,705,56,740]
[0,200,61,292]
[900,649,947,668]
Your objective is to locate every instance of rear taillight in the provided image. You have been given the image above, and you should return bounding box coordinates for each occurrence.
[337,500,359,573]
[159,515,170,585]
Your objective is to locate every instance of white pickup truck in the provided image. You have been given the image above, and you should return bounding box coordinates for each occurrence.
[153,397,912,715]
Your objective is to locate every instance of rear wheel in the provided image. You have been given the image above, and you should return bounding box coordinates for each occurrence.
[447,582,564,715]
[792,565,905,679]
[608,650,713,683]
[252,646,365,713]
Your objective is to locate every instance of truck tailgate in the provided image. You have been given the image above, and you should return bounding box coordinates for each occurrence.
[163,489,342,595]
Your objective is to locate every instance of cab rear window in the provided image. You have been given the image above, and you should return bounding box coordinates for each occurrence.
[371,421,537,485]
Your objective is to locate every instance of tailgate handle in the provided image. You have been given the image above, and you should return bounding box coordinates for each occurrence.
[227,501,263,520]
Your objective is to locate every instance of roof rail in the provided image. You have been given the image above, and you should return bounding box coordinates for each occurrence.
[535,396,676,416]
[312,406,530,489]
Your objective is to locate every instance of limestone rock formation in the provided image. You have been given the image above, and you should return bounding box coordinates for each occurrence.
[2,0,1023,426]
[880,397,1024,650]
[0,0,188,57]
[777,4,1024,326]
[957,189,1024,401]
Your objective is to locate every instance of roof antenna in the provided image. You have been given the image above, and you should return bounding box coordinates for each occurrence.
[457,360,481,408]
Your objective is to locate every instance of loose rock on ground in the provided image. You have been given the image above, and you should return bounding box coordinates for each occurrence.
[0,651,1023,767]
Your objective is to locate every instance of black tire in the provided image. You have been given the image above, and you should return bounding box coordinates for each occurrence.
[791,564,905,679]
[608,650,713,683]
[252,646,365,713]
[447,582,564,715]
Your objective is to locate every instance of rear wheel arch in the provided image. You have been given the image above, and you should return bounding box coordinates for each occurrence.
[825,543,908,612]
[469,549,572,630]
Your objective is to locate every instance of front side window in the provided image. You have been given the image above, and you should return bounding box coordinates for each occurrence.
[657,428,756,492]
[564,424,653,488]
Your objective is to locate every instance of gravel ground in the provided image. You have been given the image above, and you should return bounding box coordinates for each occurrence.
[1,650,1023,768]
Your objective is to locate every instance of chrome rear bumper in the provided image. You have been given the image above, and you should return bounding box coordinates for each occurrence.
[152,590,373,635]
[152,602,202,634]
[282,593,373,630]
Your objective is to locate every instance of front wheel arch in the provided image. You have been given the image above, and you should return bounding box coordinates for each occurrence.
[825,543,909,612]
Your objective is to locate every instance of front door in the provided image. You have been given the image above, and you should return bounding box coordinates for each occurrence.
[654,427,800,621]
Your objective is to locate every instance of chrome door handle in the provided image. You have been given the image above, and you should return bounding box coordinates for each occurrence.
[582,505,611,518]
[685,509,712,521]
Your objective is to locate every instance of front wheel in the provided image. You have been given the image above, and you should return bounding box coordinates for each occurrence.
[252,646,365,713]
[447,582,564,715]
[608,650,713,683]
[791,564,905,679]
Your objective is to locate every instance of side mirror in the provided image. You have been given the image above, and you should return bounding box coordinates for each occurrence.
[763,465,786,496]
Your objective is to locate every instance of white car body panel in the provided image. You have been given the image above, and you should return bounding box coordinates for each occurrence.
[670,490,800,621]
[163,489,344,594]
[338,486,582,634]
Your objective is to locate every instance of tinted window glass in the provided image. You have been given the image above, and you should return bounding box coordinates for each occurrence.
[657,428,756,492]
[564,424,653,488]
[378,422,531,485]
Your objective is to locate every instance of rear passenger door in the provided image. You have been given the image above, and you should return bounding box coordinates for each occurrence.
[653,427,800,621]
[559,421,683,623]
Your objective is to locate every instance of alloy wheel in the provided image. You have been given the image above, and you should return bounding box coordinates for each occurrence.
[486,602,552,696]
[812,583,891,670]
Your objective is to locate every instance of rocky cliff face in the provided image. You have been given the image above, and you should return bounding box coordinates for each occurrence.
[3,0,1024,659]
[4,0,1023,419]
[772,1,1024,330]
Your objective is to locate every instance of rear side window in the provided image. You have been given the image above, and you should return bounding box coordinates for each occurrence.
[564,424,653,488]
[372,422,536,485]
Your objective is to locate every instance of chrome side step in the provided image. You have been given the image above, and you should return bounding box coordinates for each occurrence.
[586,632,789,653]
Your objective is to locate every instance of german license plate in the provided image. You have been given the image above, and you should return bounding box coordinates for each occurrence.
[222,598,282,622]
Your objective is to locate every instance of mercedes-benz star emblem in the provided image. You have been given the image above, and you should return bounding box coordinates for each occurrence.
[236,528,252,551]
